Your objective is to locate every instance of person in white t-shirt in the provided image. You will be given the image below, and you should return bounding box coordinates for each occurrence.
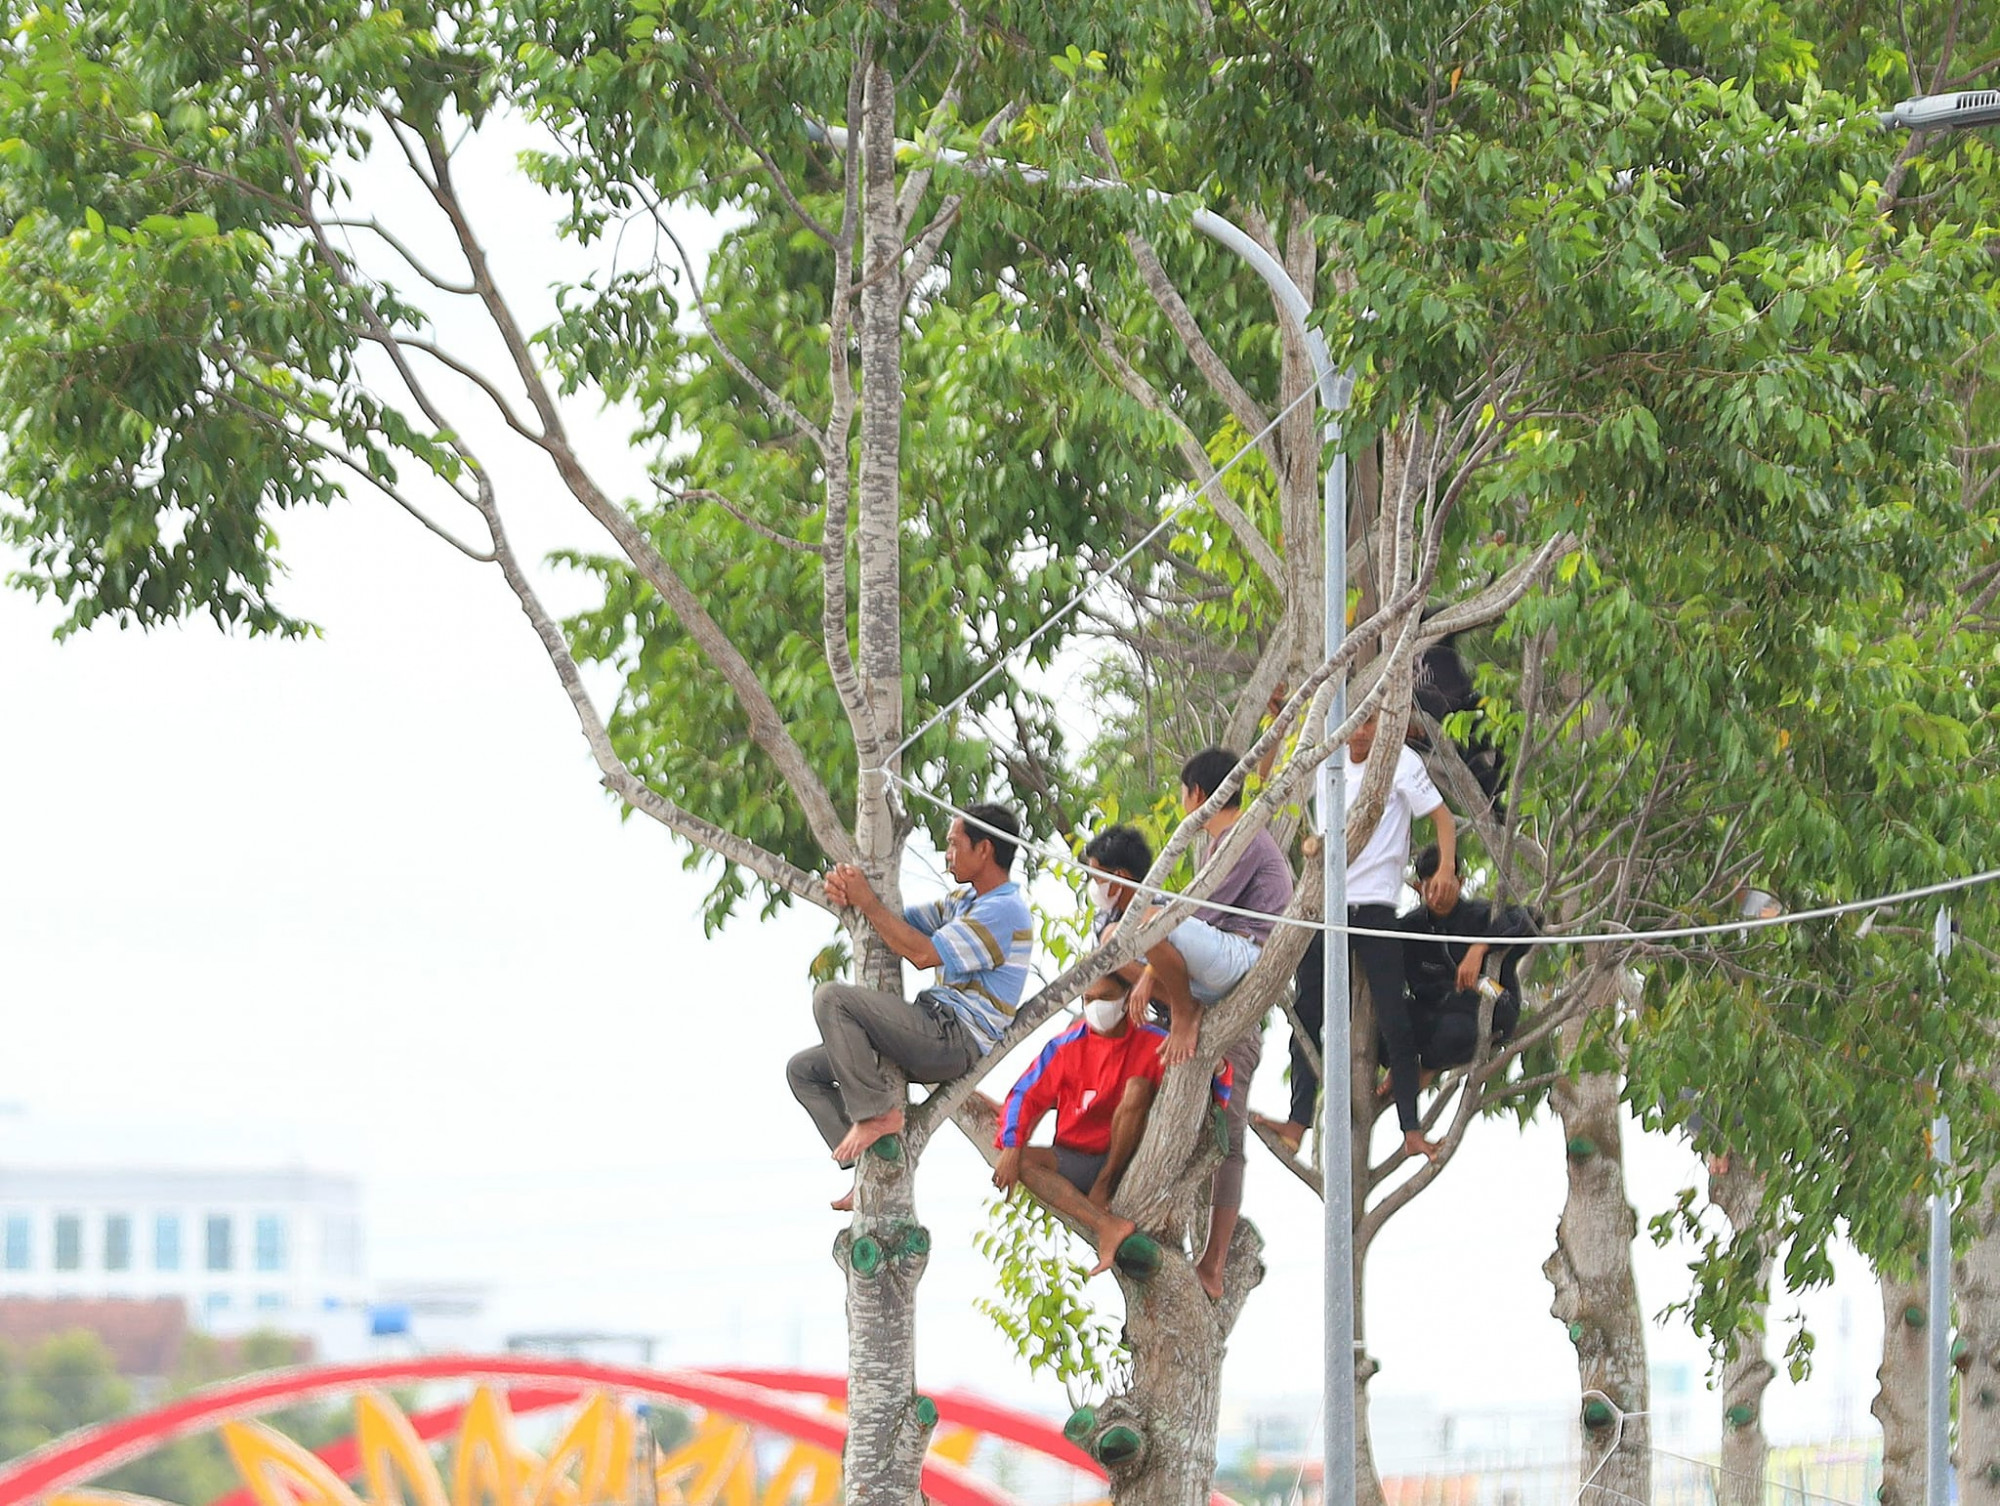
[1254,712,1458,1163]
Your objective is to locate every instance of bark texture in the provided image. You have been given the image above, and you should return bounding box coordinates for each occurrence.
[840,51,924,1506]
[1709,1159,1776,1506]
[1112,1228,1267,1506]
[1545,986,1650,1506]
[1961,1185,2000,1506]
[1876,1257,1933,1506]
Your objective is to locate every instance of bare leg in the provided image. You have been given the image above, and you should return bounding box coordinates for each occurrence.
[1194,1204,1238,1300]
[1147,939,1200,1066]
[1017,1150,1135,1277]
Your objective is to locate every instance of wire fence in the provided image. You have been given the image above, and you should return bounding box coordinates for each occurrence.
[1221,1442,1883,1506]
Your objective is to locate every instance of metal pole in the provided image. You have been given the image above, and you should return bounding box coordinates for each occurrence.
[1928,907,1955,1506]
[1321,380,1354,1506]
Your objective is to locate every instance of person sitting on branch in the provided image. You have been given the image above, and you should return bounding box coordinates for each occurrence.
[1118,757,1292,1298]
[988,823,1236,1276]
[787,803,1032,1205]
[1124,749,1294,1068]
[1401,844,1539,1071]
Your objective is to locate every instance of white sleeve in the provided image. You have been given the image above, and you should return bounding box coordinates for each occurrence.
[1398,747,1444,816]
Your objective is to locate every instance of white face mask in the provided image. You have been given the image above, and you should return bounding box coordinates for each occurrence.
[1089,878,1113,912]
[1083,997,1127,1035]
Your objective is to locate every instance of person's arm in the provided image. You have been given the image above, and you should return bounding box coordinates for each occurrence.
[1421,801,1460,912]
[824,863,941,968]
[1092,1075,1157,1201]
[1455,940,1490,993]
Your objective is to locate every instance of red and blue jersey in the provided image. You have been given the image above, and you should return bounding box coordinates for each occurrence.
[996,1021,1234,1155]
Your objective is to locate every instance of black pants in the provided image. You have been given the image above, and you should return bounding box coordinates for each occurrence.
[1287,906,1423,1134]
[1415,990,1521,1070]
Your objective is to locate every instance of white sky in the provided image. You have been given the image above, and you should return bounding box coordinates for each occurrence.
[0,106,1895,1458]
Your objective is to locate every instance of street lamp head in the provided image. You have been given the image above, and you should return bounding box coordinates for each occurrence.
[1879,90,2000,131]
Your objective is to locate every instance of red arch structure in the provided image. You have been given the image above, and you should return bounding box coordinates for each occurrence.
[0,1355,1216,1506]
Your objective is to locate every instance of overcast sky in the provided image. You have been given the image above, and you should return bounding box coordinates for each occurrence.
[0,110,1894,1458]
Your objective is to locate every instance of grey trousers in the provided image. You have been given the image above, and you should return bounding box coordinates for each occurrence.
[1212,1022,1262,1213]
[787,982,981,1153]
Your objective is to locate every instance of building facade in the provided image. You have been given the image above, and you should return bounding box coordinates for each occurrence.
[0,1165,367,1334]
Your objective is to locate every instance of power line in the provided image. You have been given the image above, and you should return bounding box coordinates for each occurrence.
[888,382,1319,764]
[884,771,2000,949]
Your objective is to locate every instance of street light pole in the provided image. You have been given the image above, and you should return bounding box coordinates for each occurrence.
[803,121,1360,1506]
[1929,907,1956,1506]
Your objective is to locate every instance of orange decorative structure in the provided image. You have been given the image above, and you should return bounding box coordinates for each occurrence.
[0,1357,1169,1506]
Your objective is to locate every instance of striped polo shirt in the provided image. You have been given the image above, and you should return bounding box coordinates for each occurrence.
[905,881,1034,1050]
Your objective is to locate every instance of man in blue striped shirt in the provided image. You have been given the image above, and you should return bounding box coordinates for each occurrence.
[787,803,1035,1193]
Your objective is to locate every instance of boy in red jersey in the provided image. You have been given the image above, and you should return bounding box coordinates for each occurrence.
[992,996,1168,1275]
[990,825,1231,1276]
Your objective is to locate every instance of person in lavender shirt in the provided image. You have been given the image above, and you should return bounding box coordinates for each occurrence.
[1114,746,1293,1297]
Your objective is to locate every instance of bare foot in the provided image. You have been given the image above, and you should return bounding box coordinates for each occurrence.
[831,1107,905,1165]
[1157,1017,1198,1067]
[1193,1253,1225,1300]
[1251,1114,1305,1154]
[1403,1129,1441,1164]
[830,1183,855,1213]
[1086,1215,1139,1277]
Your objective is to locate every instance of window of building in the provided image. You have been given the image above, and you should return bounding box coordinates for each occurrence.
[3,1214,29,1271]
[53,1214,82,1271]
[254,1292,286,1312]
[205,1215,233,1272]
[155,1214,182,1271]
[204,1291,230,1317]
[320,1214,361,1277]
[103,1214,132,1272]
[253,1215,285,1273]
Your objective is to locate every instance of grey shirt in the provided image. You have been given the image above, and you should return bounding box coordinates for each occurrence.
[1195,826,1295,943]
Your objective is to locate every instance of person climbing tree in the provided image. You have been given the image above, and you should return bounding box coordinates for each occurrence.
[1400,844,1539,1069]
[1255,713,1459,1164]
[1412,625,1508,814]
[787,803,1032,1207]
[1119,753,1292,1299]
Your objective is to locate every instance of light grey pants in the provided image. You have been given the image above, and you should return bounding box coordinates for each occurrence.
[787,982,982,1155]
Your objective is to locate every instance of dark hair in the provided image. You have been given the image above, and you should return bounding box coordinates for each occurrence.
[1179,747,1244,809]
[961,803,1021,871]
[1082,824,1153,881]
[1413,843,1463,882]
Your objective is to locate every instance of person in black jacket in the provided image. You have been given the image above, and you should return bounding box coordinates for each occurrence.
[1400,845,1539,1069]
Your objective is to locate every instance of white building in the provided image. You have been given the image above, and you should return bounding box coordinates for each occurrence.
[0,1165,368,1337]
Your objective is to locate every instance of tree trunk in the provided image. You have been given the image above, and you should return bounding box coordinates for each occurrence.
[1111,1232,1265,1506]
[1709,1159,1776,1506]
[840,52,928,1506]
[1960,1183,2000,1506]
[1545,982,1650,1506]
[1876,1255,1932,1506]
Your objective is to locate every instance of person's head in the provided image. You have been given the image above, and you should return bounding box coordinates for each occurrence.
[1414,843,1462,913]
[1178,747,1243,816]
[1349,713,1379,763]
[1082,824,1152,918]
[946,803,1020,886]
